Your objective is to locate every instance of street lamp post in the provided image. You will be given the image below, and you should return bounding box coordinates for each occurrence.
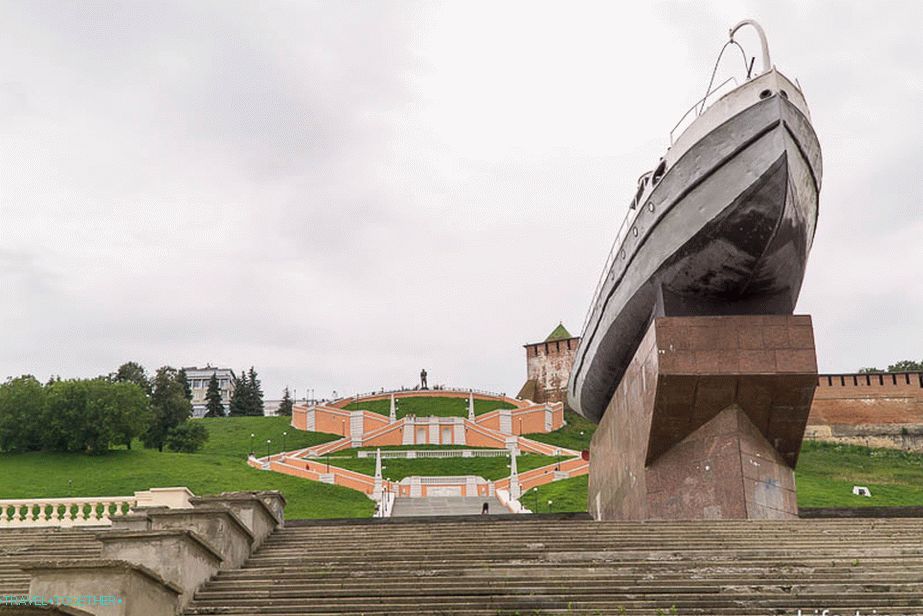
[282,431,287,452]
[249,433,255,456]
[547,499,553,513]
[266,439,271,459]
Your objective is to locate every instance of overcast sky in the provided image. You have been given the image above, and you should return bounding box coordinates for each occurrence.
[0,1,920,400]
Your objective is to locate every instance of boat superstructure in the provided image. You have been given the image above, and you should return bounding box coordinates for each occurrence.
[568,20,822,423]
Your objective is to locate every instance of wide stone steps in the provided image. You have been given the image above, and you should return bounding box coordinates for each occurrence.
[183,517,923,615]
[0,528,102,595]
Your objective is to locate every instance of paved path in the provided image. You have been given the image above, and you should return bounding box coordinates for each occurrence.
[391,496,505,517]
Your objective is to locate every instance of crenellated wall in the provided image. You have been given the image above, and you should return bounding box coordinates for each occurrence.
[806,372,923,451]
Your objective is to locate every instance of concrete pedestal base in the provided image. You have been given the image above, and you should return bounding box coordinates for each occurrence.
[588,315,817,521]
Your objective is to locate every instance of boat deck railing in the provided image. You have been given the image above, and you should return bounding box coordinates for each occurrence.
[580,209,635,337]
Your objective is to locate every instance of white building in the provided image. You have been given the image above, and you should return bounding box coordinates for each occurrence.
[184,366,236,418]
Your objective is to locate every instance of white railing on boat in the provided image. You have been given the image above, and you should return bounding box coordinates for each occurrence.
[579,21,772,339]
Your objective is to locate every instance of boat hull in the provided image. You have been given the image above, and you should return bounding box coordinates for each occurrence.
[569,94,822,423]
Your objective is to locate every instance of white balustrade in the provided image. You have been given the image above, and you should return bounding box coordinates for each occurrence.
[0,496,137,528]
[0,487,194,528]
[354,448,509,459]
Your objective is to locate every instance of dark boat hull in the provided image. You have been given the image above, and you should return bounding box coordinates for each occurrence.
[569,95,822,423]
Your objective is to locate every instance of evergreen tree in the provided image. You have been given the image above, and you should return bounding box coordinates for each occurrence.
[177,368,192,401]
[143,367,192,451]
[278,387,293,416]
[229,369,250,417]
[204,373,225,418]
[247,367,264,416]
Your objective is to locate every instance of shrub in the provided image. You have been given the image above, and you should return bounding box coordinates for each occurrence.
[164,421,209,453]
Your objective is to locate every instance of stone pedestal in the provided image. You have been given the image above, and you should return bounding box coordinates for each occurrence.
[588,315,817,521]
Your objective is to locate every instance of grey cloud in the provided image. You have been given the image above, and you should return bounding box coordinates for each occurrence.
[0,1,920,397]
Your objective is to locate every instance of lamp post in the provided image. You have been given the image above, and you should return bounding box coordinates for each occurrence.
[282,431,287,452]
[266,439,271,459]
[533,487,538,513]
[249,433,255,456]
[547,499,553,513]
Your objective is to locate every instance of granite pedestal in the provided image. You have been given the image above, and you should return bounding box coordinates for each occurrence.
[588,315,817,521]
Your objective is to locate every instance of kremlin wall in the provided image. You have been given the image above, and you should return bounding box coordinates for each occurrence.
[522,324,923,452]
[807,371,923,451]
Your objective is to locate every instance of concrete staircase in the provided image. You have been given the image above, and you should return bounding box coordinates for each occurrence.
[0,527,101,595]
[184,516,923,615]
[391,496,504,517]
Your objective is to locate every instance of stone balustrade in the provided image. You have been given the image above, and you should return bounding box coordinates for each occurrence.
[0,487,194,529]
[0,496,136,528]
[355,448,510,459]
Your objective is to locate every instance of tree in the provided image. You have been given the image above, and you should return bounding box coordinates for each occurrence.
[0,376,46,453]
[888,360,923,373]
[229,370,250,417]
[278,387,293,416]
[106,381,151,450]
[165,421,209,453]
[204,374,225,418]
[143,367,192,452]
[114,361,151,395]
[177,368,193,401]
[1,376,150,455]
[247,367,264,417]
[858,367,884,374]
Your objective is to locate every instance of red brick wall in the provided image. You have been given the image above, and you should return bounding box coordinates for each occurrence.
[524,337,580,405]
[808,372,923,425]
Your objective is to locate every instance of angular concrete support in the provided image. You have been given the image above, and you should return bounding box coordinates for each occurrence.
[97,530,222,608]
[189,491,284,549]
[589,315,817,521]
[145,506,254,570]
[25,560,181,616]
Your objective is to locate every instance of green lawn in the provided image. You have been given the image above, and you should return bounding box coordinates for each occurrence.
[196,416,336,457]
[328,453,569,482]
[528,476,589,513]
[796,441,923,508]
[527,410,596,451]
[342,445,500,457]
[0,417,373,520]
[524,441,923,513]
[343,395,516,418]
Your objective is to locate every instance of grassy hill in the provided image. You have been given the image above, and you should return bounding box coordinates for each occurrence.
[527,410,596,451]
[530,441,923,512]
[343,395,516,418]
[327,452,569,482]
[0,417,374,519]
[5,415,921,521]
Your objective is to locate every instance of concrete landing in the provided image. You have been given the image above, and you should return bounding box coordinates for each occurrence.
[391,496,504,517]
